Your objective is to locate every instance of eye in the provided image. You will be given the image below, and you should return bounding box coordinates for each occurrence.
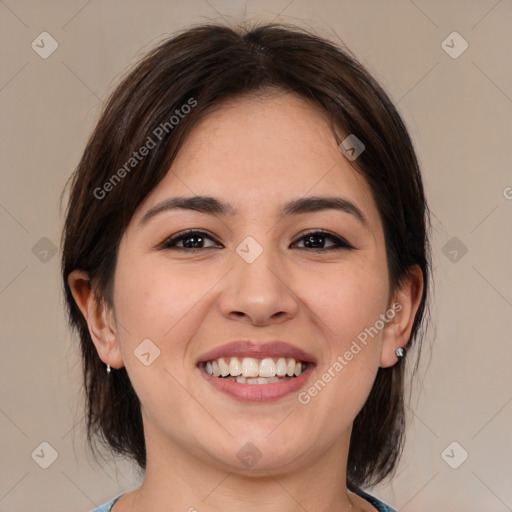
[292,230,354,251]
[160,230,222,251]
[159,229,354,252]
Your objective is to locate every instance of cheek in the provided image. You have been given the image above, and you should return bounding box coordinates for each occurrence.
[112,256,224,387]
[308,258,390,345]
[299,252,388,414]
[111,262,205,418]
[113,257,203,340]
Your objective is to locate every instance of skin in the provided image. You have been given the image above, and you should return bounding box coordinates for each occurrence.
[69,90,423,512]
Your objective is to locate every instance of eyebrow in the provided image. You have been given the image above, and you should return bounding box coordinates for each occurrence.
[139,195,368,227]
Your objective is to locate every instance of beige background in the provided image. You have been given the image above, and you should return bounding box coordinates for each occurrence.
[1,0,511,510]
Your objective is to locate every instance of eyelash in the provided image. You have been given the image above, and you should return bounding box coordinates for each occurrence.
[160,229,354,252]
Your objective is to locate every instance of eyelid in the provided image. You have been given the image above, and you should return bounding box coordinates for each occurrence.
[291,229,354,250]
[159,228,354,251]
[158,229,222,250]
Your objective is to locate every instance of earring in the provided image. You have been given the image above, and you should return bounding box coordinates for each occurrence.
[395,347,406,359]
[106,364,111,374]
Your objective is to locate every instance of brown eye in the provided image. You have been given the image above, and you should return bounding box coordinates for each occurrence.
[293,230,354,251]
[161,230,221,250]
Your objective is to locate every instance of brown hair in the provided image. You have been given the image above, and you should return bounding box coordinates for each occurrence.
[61,22,431,490]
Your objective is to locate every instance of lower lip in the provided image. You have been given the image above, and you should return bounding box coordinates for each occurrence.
[198,365,315,402]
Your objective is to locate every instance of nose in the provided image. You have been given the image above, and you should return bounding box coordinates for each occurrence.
[218,242,299,326]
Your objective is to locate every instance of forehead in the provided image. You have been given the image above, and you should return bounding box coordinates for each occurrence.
[131,92,381,229]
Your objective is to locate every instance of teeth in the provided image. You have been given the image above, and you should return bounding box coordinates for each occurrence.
[232,376,281,384]
[276,358,288,376]
[203,356,307,378]
[229,357,242,376]
[259,358,276,377]
[241,357,260,377]
[218,357,230,377]
[211,360,221,377]
[286,358,296,376]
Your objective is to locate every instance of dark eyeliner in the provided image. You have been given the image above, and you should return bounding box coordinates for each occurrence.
[292,229,354,251]
[158,229,353,251]
[159,230,221,250]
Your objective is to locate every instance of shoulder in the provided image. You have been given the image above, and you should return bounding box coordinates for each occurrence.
[89,495,123,512]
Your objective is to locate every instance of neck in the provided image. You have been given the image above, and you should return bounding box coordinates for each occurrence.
[116,425,368,512]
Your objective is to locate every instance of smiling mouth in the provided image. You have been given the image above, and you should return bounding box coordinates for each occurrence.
[199,356,309,384]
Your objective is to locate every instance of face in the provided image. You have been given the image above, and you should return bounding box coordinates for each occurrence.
[93,91,408,474]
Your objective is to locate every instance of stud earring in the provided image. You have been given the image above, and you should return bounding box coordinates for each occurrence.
[395,347,406,359]
[106,364,111,374]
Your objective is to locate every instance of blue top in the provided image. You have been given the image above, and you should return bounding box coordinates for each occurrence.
[91,490,395,511]
[356,488,396,511]
[91,495,122,512]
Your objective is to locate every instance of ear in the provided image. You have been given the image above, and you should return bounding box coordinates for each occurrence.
[380,265,424,368]
[67,270,124,369]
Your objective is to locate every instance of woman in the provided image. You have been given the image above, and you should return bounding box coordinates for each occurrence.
[62,22,430,512]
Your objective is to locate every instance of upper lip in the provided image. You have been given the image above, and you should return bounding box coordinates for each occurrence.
[196,340,317,365]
